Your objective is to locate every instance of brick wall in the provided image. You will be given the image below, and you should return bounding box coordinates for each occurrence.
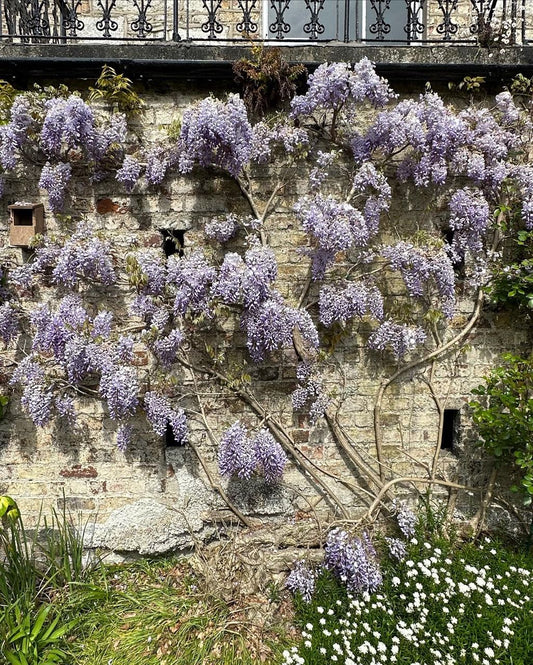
[0,80,529,546]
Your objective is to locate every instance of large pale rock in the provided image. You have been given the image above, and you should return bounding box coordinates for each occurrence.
[84,498,205,555]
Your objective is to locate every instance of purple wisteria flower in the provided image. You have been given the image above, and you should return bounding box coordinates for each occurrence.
[309,150,337,190]
[325,528,382,594]
[218,422,287,482]
[134,249,167,295]
[242,240,278,310]
[296,361,312,383]
[144,145,170,185]
[153,329,184,368]
[144,391,187,444]
[495,91,520,124]
[21,383,54,428]
[368,321,427,359]
[10,356,45,387]
[294,194,369,280]
[292,364,330,425]
[178,94,252,177]
[0,302,19,345]
[448,187,490,259]
[40,96,95,157]
[290,59,395,120]
[382,242,455,318]
[99,366,139,420]
[167,250,216,316]
[353,161,391,233]
[218,421,256,480]
[55,394,76,424]
[211,240,278,313]
[114,335,135,363]
[319,282,384,327]
[12,356,56,428]
[63,336,91,383]
[31,296,87,359]
[252,429,287,483]
[285,560,316,603]
[386,537,407,561]
[0,96,34,169]
[211,252,246,305]
[116,155,142,193]
[92,311,113,339]
[250,119,309,164]
[241,292,318,362]
[169,408,187,444]
[116,423,133,452]
[39,161,72,211]
[357,92,467,187]
[205,214,239,243]
[86,112,128,162]
[9,225,115,289]
[394,500,417,539]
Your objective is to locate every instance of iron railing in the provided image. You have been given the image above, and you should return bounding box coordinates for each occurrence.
[0,0,531,44]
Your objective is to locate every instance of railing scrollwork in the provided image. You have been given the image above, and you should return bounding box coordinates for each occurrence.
[0,0,530,44]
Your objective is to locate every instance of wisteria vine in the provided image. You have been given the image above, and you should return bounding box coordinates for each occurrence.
[0,59,529,508]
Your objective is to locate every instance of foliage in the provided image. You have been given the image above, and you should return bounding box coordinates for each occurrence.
[88,64,144,116]
[0,80,18,123]
[509,73,533,96]
[41,504,87,588]
[0,497,84,663]
[3,604,72,665]
[489,229,533,312]
[471,354,533,502]
[286,533,533,665]
[0,84,127,209]
[448,75,486,94]
[0,495,39,609]
[233,45,307,116]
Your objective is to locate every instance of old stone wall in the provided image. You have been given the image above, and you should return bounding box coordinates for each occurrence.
[0,77,530,554]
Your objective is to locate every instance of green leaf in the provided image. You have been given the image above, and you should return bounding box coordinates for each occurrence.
[30,604,51,641]
[5,651,23,665]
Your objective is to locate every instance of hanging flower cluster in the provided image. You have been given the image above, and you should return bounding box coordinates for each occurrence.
[218,422,287,483]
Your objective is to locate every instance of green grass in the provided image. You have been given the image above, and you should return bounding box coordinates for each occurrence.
[63,557,291,665]
[286,536,533,665]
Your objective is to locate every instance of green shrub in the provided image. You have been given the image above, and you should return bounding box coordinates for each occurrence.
[0,497,84,662]
[470,354,533,502]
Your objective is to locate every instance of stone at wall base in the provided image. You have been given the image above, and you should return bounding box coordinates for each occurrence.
[83,498,206,555]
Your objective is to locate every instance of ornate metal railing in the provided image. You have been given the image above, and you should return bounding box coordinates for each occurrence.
[0,0,531,44]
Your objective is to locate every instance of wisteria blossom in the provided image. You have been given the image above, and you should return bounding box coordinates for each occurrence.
[218,422,287,483]
[178,94,252,176]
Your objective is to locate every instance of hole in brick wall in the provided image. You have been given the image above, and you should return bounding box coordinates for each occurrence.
[165,422,184,447]
[440,409,460,451]
[160,229,185,258]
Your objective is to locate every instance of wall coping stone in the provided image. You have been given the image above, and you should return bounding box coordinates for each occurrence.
[0,44,532,86]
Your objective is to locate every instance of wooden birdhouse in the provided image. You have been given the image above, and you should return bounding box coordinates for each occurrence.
[8,203,44,247]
